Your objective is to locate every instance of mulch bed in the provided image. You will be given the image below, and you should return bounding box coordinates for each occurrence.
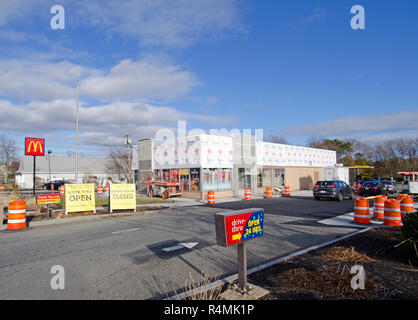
[248,227,418,300]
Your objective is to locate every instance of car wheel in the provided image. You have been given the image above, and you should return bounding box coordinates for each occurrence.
[314,196,320,201]
[337,192,343,201]
[349,191,354,200]
[161,191,168,199]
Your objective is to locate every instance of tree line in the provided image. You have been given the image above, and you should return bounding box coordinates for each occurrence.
[306,137,418,180]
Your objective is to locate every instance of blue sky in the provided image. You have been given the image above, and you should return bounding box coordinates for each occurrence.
[0,0,417,157]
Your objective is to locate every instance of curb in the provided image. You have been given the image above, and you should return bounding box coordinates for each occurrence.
[165,226,374,300]
[2,210,154,229]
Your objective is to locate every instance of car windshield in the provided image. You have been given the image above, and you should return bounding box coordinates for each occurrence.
[315,181,335,186]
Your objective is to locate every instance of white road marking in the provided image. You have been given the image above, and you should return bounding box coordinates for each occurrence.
[111,227,141,234]
[162,242,199,252]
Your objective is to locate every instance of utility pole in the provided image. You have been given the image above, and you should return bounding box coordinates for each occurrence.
[75,75,80,184]
[48,150,52,184]
[125,134,133,184]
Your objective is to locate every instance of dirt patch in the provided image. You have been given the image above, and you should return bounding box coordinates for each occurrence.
[26,205,166,222]
[247,227,418,300]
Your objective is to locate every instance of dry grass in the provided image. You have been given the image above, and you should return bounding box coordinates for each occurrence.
[320,246,376,263]
[165,272,228,300]
[273,265,379,298]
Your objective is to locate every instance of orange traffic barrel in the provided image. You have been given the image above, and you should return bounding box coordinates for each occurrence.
[105,185,110,192]
[265,187,272,199]
[397,194,409,202]
[59,185,65,196]
[97,185,103,195]
[244,188,251,200]
[7,199,27,230]
[353,184,359,194]
[354,198,371,224]
[283,186,290,197]
[207,190,215,204]
[384,199,402,226]
[400,196,414,218]
[373,196,386,219]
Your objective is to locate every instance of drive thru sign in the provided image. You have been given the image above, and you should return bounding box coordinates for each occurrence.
[214,208,264,247]
[214,208,264,294]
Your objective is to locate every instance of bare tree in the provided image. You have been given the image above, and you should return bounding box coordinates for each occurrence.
[106,149,133,183]
[0,135,18,183]
[266,134,289,145]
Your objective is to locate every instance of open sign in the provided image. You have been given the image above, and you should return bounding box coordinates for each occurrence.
[214,208,264,247]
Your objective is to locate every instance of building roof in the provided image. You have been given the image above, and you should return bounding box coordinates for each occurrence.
[17,156,114,174]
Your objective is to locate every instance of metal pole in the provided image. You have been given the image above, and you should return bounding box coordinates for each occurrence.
[48,151,52,183]
[237,242,247,292]
[75,76,80,184]
[33,155,36,195]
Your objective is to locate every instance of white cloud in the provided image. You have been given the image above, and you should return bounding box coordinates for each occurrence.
[0,99,235,146]
[0,57,198,102]
[299,8,328,24]
[72,0,244,48]
[80,58,198,101]
[0,0,244,48]
[285,110,418,138]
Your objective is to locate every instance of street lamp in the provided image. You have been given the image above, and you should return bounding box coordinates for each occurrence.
[48,150,52,191]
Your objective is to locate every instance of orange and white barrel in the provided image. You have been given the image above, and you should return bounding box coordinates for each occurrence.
[397,194,409,201]
[283,186,290,197]
[207,190,215,204]
[400,196,414,218]
[373,196,386,219]
[265,187,272,199]
[59,185,65,196]
[353,184,359,194]
[354,198,371,224]
[7,199,27,230]
[384,199,402,226]
[244,188,251,200]
[105,185,110,192]
[97,185,103,195]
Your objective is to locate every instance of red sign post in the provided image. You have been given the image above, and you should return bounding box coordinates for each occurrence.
[25,137,45,195]
[214,208,264,294]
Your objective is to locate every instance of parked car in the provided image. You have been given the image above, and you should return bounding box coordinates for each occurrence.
[381,181,395,194]
[313,180,354,201]
[358,181,387,196]
[42,180,72,190]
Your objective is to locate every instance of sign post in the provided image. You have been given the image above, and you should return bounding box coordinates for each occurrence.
[214,208,264,294]
[25,137,45,195]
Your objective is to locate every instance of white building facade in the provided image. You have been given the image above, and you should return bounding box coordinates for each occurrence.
[138,134,338,199]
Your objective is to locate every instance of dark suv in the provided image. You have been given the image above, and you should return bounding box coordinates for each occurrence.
[313,180,354,201]
[359,181,387,196]
[42,180,72,190]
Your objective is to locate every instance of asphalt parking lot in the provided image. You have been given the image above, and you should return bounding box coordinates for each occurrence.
[0,195,370,299]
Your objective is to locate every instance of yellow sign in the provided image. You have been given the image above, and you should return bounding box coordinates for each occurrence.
[65,184,95,213]
[179,168,190,175]
[109,184,136,212]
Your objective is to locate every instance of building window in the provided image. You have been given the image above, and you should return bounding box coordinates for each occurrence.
[202,168,232,191]
[218,168,232,190]
[238,168,251,189]
[273,168,285,186]
[202,168,217,191]
[190,168,200,191]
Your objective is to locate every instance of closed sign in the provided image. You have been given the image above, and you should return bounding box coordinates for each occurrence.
[109,184,136,211]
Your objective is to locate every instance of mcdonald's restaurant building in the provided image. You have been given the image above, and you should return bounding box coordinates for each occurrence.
[137,134,337,200]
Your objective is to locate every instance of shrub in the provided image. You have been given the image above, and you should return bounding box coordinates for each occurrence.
[401,212,418,266]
